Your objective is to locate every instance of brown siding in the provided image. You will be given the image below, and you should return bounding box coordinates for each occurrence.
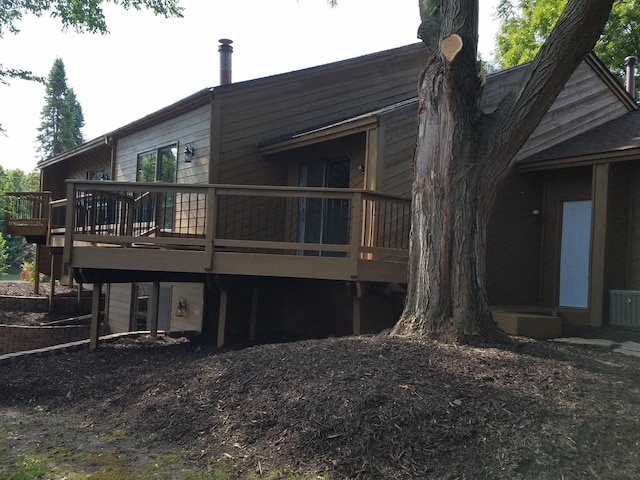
[377,104,418,197]
[627,163,640,289]
[539,167,592,307]
[214,44,426,188]
[515,62,630,161]
[486,169,544,305]
[114,104,211,184]
[604,163,631,296]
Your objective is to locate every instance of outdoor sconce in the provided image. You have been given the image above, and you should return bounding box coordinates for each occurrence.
[356,163,365,174]
[531,209,541,218]
[176,297,187,317]
[183,143,194,163]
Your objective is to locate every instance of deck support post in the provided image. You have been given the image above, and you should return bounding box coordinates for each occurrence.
[249,287,258,343]
[218,289,228,348]
[149,282,160,339]
[34,244,40,295]
[48,252,56,313]
[77,283,83,314]
[352,281,364,336]
[90,282,102,350]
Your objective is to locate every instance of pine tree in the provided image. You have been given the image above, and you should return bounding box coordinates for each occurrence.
[36,58,84,159]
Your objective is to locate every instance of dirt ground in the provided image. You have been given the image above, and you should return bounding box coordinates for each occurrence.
[2,282,640,479]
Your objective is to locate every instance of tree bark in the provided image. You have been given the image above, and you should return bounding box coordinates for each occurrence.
[393,0,614,342]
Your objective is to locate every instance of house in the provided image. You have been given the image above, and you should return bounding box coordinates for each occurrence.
[4,41,639,346]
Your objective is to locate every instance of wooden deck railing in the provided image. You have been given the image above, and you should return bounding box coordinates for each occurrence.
[3,192,51,237]
[62,181,411,277]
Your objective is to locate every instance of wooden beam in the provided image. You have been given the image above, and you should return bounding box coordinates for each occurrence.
[90,282,102,350]
[149,281,160,338]
[217,288,228,348]
[249,287,258,343]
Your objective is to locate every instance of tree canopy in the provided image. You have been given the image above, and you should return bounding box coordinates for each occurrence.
[36,58,85,159]
[495,0,639,79]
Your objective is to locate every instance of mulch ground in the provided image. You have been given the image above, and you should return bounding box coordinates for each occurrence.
[1,283,640,479]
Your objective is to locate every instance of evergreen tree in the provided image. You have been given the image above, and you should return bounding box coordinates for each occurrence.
[36,58,85,159]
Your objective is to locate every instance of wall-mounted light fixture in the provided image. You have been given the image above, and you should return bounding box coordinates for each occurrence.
[183,143,194,163]
[176,297,187,317]
[356,163,365,174]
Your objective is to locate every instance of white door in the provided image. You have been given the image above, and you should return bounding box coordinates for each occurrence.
[559,200,592,308]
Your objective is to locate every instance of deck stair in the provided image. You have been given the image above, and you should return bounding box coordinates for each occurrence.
[491,306,563,338]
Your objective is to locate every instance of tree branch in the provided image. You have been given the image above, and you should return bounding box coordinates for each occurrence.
[483,0,615,174]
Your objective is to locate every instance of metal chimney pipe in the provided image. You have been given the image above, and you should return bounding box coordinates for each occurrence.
[219,39,233,85]
[625,56,637,98]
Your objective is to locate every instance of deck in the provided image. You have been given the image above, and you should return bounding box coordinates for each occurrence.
[8,181,411,285]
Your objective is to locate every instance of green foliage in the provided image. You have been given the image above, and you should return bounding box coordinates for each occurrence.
[36,58,85,159]
[0,166,38,274]
[494,0,639,84]
[5,455,47,480]
[0,0,183,39]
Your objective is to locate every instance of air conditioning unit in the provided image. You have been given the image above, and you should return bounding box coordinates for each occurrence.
[609,290,640,328]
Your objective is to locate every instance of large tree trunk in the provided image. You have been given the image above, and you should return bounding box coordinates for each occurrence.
[392,0,615,342]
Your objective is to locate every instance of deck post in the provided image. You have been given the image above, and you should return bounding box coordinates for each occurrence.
[149,281,160,338]
[217,288,228,348]
[352,295,361,336]
[48,252,57,313]
[350,192,363,279]
[352,281,365,336]
[34,244,40,295]
[249,287,258,343]
[90,282,102,350]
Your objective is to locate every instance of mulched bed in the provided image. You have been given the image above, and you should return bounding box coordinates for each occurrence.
[2,281,640,478]
[2,333,640,479]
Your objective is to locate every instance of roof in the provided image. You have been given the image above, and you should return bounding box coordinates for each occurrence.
[519,108,640,169]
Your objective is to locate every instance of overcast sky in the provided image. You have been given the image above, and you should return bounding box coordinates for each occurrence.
[0,0,500,173]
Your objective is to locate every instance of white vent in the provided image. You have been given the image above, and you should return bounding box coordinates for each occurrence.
[609,290,640,327]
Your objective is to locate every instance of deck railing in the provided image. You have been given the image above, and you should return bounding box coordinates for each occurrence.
[3,192,51,237]
[63,181,411,269]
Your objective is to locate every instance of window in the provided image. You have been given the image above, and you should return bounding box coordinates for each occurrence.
[136,144,178,231]
[87,169,108,180]
[136,144,177,183]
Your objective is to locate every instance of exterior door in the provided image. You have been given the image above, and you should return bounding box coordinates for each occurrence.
[559,200,592,308]
[298,157,350,256]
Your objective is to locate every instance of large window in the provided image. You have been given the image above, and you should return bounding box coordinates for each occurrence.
[136,144,177,183]
[136,144,178,231]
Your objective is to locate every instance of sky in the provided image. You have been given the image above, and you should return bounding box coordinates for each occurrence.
[0,0,500,173]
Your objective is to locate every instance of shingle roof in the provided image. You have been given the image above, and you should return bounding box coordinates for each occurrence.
[519,109,640,165]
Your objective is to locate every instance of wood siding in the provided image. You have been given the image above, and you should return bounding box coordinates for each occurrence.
[514,62,631,161]
[539,167,593,307]
[626,163,640,290]
[113,103,211,184]
[42,153,111,200]
[213,44,426,188]
[169,282,203,332]
[486,169,544,305]
[107,283,133,333]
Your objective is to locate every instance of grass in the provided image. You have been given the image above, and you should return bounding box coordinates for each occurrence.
[0,273,21,281]
[3,455,47,480]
